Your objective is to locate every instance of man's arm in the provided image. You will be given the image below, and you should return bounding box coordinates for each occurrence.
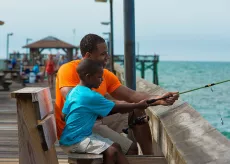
[61,113,66,121]
[59,87,73,122]
[110,85,179,106]
[60,87,74,100]
[110,85,151,102]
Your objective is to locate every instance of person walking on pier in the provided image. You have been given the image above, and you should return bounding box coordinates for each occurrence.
[55,34,179,155]
[44,54,56,88]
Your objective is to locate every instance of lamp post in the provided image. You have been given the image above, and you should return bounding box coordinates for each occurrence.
[101,21,110,26]
[101,22,112,67]
[102,32,111,54]
[26,38,32,45]
[102,32,111,70]
[95,0,114,72]
[0,21,4,25]
[0,21,4,60]
[6,33,13,59]
[26,38,32,55]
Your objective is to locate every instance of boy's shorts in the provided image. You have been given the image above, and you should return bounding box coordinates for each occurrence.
[61,113,133,154]
[61,133,113,154]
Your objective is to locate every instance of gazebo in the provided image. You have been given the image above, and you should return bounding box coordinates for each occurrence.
[23,36,79,65]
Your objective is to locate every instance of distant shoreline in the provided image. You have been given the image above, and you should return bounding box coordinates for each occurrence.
[0,58,230,63]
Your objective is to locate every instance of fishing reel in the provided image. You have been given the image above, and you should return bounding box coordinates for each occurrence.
[122,115,150,134]
[122,96,172,134]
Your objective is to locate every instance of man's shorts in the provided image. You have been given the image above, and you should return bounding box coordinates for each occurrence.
[61,113,133,154]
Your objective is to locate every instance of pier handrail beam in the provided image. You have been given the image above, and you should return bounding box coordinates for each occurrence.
[114,63,230,164]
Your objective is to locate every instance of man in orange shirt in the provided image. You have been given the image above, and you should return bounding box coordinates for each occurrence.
[55,34,179,155]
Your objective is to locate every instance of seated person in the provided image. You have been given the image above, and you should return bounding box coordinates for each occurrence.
[22,54,29,66]
[59,59,154,164]
[6,60,12,70]
[32,62,39,75]
[32,61,44,82]
[20,68,30,86]
[11,57,17,69]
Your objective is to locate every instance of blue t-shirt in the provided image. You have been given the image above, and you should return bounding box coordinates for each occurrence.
[32,65,39,75]
[59,85,115,146]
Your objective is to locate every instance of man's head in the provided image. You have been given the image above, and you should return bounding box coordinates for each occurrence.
[77,59,103,89]
[80,34,109,67]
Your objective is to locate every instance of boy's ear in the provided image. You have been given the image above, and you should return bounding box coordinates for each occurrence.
[85,73,91,78]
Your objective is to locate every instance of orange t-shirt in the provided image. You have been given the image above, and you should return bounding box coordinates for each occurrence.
[55,60,121,139]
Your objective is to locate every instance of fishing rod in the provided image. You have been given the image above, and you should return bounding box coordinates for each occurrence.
[146,79,230,104]
[123,79,230,134]
[144,79,230,127]
[179,79,230,95]
[123,79,230,133]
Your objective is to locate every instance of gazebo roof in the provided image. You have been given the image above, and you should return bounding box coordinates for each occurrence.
[23,36,78,49]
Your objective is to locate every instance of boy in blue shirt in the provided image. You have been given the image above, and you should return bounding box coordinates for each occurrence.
[60,59,154,164]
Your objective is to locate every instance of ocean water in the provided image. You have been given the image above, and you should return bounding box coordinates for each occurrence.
[136,61,230,139]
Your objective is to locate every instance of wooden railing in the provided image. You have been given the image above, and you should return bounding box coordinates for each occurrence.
[11,87,58,164]
[114,63,230,164]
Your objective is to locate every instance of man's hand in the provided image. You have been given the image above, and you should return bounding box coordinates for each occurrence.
[149,92,179,106]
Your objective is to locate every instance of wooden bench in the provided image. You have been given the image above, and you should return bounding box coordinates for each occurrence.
[2,80,12,91]
[0,72,13,90]
[0,70,25,87]
[3,70,20,79]
[12,72,19,81]
[68,154,166,164]
[11,87,167,164]
[0,72,4,85]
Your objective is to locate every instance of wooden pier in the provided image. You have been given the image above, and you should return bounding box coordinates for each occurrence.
[114,55,159,84]
[1,64,230,164]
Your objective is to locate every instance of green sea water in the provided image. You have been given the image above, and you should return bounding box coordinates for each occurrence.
[136,61,230,139]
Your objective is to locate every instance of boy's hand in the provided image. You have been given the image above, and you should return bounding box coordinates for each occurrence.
[137,99,149,109]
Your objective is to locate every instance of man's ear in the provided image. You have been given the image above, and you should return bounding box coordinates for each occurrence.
[84,52,91,58]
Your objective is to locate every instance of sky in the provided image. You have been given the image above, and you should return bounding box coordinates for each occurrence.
[0,0,230,61]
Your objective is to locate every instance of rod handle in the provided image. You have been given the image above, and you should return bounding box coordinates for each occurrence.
[146,99,157,104]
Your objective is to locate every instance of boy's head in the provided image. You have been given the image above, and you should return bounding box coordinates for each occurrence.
[77,59,103,89]
[80,34,109,67]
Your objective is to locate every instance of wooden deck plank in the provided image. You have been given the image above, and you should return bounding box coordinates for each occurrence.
[0,158,68,164]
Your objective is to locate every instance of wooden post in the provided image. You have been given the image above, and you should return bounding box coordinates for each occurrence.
[67,48,73,62]
[11,87,58,164]
[153,55,159,85]
[141,61,145,79]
